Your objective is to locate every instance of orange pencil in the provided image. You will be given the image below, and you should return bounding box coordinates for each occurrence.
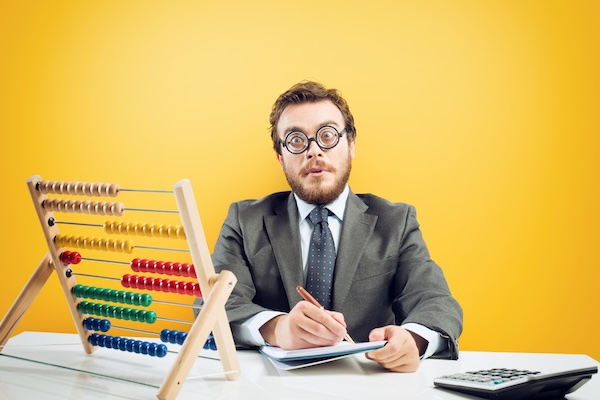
[296,285,355,344]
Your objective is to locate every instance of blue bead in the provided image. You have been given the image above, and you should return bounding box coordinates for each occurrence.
[125,339,135,352]
[148,343,158,357]
[156,344,168,358]
[176,331,187,345]
[167,330,177,344]
[140,342,150,355]
[133,340,143,353]
[99,319,111,332]
[88,333,99,346]
[160,329,170,343]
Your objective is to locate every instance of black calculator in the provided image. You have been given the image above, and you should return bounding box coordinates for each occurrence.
[433,366,597,399]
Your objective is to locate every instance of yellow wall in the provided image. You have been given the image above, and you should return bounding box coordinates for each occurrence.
[1,1,599,361]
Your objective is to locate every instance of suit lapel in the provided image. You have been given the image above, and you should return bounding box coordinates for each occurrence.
[264,193,304,308]
[333,192,378,308]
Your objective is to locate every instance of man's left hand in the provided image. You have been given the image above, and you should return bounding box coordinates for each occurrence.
[365,325,427,372]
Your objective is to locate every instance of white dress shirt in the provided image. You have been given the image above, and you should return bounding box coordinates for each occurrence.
[231,185,445,359]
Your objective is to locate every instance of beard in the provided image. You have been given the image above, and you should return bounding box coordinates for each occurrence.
[282,151,352,206]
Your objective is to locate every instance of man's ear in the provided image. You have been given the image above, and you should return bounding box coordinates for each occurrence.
[276,151,284,167]
[349,139,356,159]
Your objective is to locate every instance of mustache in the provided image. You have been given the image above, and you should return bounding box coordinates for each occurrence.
[300,160,334,175]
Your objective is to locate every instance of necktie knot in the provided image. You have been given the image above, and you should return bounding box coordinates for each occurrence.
[309,206,330,225]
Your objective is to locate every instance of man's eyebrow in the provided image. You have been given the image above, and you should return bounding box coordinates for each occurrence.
[283,121,342,135]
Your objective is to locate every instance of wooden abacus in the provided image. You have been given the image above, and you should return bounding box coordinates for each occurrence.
[0,175,239,400]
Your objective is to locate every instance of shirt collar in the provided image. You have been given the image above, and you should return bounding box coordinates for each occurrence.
[294,184,349,222]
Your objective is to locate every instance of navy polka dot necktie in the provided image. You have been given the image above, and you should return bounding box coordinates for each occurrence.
[305,206,336,310]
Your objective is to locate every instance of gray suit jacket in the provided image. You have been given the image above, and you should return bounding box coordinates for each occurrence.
[202,190,463,359]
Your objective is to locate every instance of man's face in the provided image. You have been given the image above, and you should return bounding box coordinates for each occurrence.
[276,100,356,205]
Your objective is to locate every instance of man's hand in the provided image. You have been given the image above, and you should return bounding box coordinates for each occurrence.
[259,301,347,349]
[365,325,427,372]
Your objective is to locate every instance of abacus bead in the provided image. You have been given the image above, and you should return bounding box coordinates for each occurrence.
[70,252,81,264]
[117,291,127,304]
[118,338,127,351]
[72,284,83,297]
[125,339,135,352]
[130,258,141,272]
[140,294,152,307]
[184,282,195,296]
[148,343,158,356]
[156,345,168,358]
[171,263,181,276]
[121,275,131,288]
[189,265,197,279]
[133,340,142,353]
[78,300,89,313]
[89,333,99,346]
[208,336,217,350]
[153,278,163,292]
[176,331,187,345]
[167,330,177,344]
[83,318,94,330]
[98,334,108,348]
[140,342,149,355]
[136,310,147,322]
[176,281,186,295]
[61,251,71,264]
[99,319,111,332]
[160,329,170,343]
[144,311,157,324]
[193,283,201,297]
[168,280,178,294]
[115,306,125,319]
[111,336,120,349]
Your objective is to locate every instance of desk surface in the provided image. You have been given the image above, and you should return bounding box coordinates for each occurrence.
[0,332,598,400]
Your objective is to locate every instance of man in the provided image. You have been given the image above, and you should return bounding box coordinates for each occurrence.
[199,81,463,372]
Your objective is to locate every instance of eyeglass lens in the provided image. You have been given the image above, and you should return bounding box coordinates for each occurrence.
[285,126,341,153]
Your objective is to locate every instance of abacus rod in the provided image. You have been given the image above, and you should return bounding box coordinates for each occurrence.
[54,221,103,228]
[82,257,130,266]
[120,188,174,194]
[157,316,193,325]
[125,207,179,214]
[74,272,119,281]
[137,245,189,253]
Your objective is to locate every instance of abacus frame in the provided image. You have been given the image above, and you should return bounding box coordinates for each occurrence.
[0,175,240,400]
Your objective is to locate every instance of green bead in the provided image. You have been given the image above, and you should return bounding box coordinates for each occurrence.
[144,310,157,324]
[109,290,119,303]
[87,286,98,300]
[140,294,152,307]
[117,291,127,304]
[78,300,89,312]
[72,284,83,297]
[95,288,105,301]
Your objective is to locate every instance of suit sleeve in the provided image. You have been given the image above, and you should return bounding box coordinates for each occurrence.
[194,203,273,326]
[392,205,463,359]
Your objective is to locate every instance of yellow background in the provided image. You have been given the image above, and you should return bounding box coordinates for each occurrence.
[1,1,599,361]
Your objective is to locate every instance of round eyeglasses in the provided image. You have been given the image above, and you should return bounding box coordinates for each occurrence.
[279,125,347,154]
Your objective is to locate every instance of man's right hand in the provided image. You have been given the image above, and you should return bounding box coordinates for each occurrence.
[258,301,347,349]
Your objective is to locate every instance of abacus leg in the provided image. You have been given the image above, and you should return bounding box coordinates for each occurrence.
[0,253,54,351]
[156,270,238,400]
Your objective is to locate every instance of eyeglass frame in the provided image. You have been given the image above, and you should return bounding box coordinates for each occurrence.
[278,125,348,154]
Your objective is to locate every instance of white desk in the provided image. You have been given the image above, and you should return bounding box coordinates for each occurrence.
[0,332,598,400]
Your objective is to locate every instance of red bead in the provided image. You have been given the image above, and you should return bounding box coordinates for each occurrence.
[159,279,170,293]
[176,281,186,295]
[163,262,173,276]
[193,284,201,297]
[70,252,81,264]
[130,258,141,272]
[154,261,164,274]
[167,280,178,293]
[168,263,180,276]
[121,274,132,288]
[189,265,197,278]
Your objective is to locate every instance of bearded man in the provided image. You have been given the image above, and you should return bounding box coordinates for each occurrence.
[197,81,463,372]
